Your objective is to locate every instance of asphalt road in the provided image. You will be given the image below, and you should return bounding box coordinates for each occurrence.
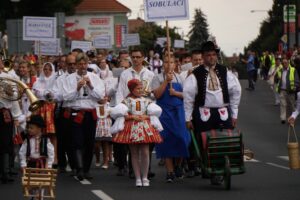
[1,80,300,200]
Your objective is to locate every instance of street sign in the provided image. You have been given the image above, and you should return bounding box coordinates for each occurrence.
[281,34,288,43]
[23,16,57,41]
[124,34,140,46]
[174,39,185,48]
[71,40,92,52]
[34,39,60,56]
[144,0,189,22]
[93,35,112,49]
[283,5,296,22]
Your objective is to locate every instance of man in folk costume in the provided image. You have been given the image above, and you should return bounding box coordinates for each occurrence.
[62,53,104,181]
[51,54,77,174]
[183,41,241,184]
[115,48,155,177]
[0,60,22,183]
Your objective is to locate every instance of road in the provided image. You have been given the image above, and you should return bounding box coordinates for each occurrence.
[1,80,300,200]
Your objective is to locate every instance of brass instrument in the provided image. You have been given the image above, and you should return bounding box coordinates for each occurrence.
[81,73,89,97]
[142,79,151,97]
[2,48,13,72]
[3,59,13,72]
[0,77,43,111]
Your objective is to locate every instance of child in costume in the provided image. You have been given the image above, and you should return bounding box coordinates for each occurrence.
[111,79,163,187]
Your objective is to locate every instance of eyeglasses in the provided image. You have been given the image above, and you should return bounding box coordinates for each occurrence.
[131,56,142,59]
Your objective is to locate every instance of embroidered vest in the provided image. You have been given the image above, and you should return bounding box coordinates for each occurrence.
[26,135,49,158]
[192,64,229,108]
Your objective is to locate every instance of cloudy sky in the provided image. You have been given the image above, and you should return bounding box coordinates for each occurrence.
[118,0,274,56]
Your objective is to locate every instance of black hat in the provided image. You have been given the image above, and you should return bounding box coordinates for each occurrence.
[27,115,45,128]
[201,41,220,53]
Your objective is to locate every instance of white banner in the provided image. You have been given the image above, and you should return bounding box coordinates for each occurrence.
[144,0,189,22]
[93,35,112,49]
[156,37,167,47]
[34,39,60,56]
[71,41,92,53]
[174,39,185,48]
[124,33,140,46]
[23,16,57,41]
[65,15,114,44]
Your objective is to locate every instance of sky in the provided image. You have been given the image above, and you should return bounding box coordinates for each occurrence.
[118,0,274,56]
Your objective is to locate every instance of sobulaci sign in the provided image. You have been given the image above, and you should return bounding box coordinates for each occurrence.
[144,0,189,22]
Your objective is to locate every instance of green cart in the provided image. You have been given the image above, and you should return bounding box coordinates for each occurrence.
[193,130,246,190]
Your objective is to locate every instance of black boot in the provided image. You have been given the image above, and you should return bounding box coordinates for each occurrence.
[75,150,84,181]
[1,154,14,184]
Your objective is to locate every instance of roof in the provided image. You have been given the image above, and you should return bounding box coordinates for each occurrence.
[128,18,145,33]
[75,0,131,13]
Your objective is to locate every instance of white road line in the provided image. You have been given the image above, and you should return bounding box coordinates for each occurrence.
[74,176,92,185]
[92,190,114,200]
[266,162,290,170]
[277,156,289,161]
[243,156,260,162]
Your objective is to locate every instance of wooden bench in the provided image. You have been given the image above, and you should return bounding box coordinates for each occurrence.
[22,168,57,200]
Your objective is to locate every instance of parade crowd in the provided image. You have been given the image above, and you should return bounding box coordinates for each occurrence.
[0,40,251,188]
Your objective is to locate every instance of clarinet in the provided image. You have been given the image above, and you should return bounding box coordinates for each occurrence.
[82,72,89,97]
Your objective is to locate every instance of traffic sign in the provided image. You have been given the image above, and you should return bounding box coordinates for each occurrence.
[283,5,296,22]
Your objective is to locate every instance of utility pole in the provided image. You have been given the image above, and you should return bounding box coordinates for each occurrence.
[287,0,290,50]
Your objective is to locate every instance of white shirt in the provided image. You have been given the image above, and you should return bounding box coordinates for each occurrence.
[183,68,241,121]
[19,136,54,168]
[116,66,154,104]
[291,92,300,119]
[281,69,288,90]
[62,72,105,110]
[51,73,73,108]
[0,72,22,119]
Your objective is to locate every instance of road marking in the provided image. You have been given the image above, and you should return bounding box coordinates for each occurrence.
[74,176,92,185]
[277,156,289,161]
[92,190,114,200]
[266,162,290,170]
[243,156,260,162]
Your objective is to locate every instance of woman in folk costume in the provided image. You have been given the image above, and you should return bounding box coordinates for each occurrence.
[152,55,191,182]
[111,79,163,187]
[32,62,57,167]
[94,59,116,168]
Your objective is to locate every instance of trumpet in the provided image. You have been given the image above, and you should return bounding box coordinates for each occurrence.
[1,48,13,73]
[0,77,43,111]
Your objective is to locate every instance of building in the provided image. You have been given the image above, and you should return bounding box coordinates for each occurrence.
[65,0,131,49]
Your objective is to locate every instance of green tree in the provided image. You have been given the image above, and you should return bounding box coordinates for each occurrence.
[136,22,182,53]
[246,0,300,53]
[0,0,82,31]
[188,8,209,51]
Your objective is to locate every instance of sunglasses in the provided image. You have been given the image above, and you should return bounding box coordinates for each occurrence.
[131,56,142,59]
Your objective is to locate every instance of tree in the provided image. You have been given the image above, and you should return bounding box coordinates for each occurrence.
[136,22,182,53]
[0,0,82,31]
[245,0,300,53]
[188,8,209,51]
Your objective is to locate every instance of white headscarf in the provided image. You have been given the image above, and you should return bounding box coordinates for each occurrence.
[38,62,56,89]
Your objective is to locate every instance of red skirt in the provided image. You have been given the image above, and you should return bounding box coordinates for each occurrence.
[113,119,162,144]
[36,102,56,134]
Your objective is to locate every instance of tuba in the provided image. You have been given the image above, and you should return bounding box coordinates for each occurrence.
[0,77,43,111]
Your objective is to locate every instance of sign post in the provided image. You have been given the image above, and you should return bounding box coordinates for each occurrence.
[144,0,189,88]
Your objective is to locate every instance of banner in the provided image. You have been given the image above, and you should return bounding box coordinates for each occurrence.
[174,39,185,48]
[65,15,114,44]
[34,39,60,56]
[124,34,140,46]
[71,41,92,52]
[144,0,189,22]
[93,35,112,49]
[23,16,57,41]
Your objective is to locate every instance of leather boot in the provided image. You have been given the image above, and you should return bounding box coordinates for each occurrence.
[75,150,84,181]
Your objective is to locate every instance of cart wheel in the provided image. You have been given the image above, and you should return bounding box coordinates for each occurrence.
[224,155,231,190]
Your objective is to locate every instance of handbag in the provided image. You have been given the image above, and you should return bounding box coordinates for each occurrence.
[287,125,300,169]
